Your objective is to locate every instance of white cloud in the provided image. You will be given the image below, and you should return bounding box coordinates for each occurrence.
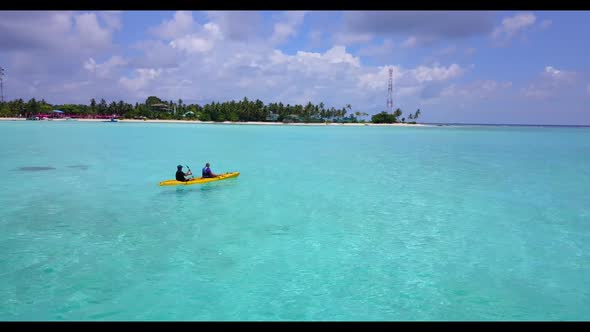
[98,11,123,31]
[492,13,536,45]
[75,13,113,49]
[170,35,214,53]
[152,13,224,55]
[206,11,261,41]
[115,38,394,108]
[130,40,181,69]
[270,11,306,44]
[333,32,373,45]
[540,19,552,30]
[401,36,418,48]
[544,66,560,76]
[151,11,195,40]
[269,49,289,65]
[115,42,366,105]
[358,65,403,91]
[543,66,575,83]
[355,63,468,109]
[114,29,471,110]
[522,66,577,99]
[441,80,512,99]
[412,64,464,82]
[0,11,118,53]
[358,64,463,92]
[0,12,73,51]
[82,58,96,72]
[322,46,361,67]
[203,22,222,39]
[119,68,163,92]
[0,11,125,103]
[282,46,361,70]
[84,56,127,79]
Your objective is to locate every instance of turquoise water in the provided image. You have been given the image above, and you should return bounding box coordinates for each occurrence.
[1,121,589,321]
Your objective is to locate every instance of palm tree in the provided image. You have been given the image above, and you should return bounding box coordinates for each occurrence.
[108,101,117,115]
[414,109,421,121]
[313,104,320,120]
[90,98,97,114]
[393,108,402,122]
[319,102,326,120]
[98,99,107,115]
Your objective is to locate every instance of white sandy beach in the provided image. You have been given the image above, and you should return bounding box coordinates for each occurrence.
[0,117,430,127]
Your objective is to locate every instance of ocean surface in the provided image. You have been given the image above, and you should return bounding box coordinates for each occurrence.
[1,121,589,321]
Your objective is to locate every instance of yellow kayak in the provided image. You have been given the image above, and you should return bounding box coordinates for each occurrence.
[159,172,240,186]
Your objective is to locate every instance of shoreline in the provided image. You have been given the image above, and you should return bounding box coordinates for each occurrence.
[0,117,430,127]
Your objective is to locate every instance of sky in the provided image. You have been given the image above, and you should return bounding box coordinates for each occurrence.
[0,10,589,124]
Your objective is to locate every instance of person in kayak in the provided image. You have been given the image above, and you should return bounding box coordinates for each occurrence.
[176,165,192,182]
[202,163,219,178]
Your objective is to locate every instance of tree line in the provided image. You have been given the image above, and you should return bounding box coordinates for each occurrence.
[0,96,421,123]
[370,109,421,124]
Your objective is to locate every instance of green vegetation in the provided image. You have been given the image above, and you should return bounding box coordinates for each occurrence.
[371,108,421,124]
[0,96,422,124]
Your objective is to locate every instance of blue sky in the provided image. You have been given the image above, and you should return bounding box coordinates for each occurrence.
[1,11,589,124]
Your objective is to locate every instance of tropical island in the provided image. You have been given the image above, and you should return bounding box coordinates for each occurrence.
[0,96,421,125]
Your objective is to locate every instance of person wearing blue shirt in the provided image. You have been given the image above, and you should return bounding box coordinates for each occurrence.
[202,162,219,178]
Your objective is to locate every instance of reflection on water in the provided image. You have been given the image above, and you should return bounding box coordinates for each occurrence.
[67,165,90,170]
[17,166,56,171]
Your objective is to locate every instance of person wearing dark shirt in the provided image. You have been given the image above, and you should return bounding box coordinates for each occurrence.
[201,162,218,178]
[175,165,192,182]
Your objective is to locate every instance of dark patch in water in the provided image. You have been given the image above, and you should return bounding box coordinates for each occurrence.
[157,187,199,196]
[67,165,89,170]
[266,225,291,236]
[18,166,56,171]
